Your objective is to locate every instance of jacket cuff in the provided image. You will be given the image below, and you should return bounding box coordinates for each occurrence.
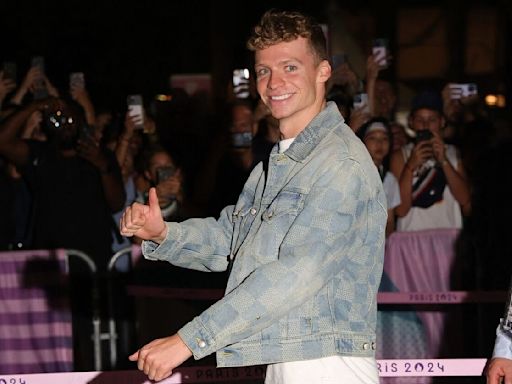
[141,222,181,260]
[178,317,218,359]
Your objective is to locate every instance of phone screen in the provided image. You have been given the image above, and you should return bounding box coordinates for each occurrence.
[127,95,144,130]
[353,93,369,113]
[233,69,250,99]
[70,72,85,89]
[31,56,48,100]
[372,38,389,68]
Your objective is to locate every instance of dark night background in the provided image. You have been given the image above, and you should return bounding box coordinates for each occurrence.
[3,0,509,113]
[0,0,331,111]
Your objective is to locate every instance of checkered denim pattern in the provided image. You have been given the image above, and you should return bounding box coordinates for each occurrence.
[143,102,387,367]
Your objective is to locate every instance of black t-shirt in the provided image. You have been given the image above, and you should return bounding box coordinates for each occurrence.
[20,141,121,269]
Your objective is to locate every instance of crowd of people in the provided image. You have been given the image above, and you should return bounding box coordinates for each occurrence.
[0,7,510,381]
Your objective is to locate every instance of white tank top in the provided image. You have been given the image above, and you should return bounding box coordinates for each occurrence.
[396,143,462,232]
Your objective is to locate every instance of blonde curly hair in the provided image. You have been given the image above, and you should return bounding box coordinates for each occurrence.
[247,9,327,63]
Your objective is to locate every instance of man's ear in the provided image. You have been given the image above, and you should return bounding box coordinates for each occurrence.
[317,60,332,83]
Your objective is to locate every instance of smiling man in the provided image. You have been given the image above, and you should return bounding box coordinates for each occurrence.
[120,9,387,384]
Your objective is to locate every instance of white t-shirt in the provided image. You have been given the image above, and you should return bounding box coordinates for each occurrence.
[383,171,401,211]
[396,143,462,231]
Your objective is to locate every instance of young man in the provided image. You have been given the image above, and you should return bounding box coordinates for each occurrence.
[120,10,387,383]
[390,90,471,232]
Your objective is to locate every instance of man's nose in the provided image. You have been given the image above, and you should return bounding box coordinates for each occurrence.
[268,73,284,89]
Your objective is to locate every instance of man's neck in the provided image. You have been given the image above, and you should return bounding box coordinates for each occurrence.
[278,100,327,139]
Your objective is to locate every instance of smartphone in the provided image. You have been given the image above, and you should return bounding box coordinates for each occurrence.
[372,38,389,68]
[31,56,48,100]
[232,68,250,99]
[156,165,176,184]
[448,83,478,99]
[2,61,17,82]
[415,130,433,143]
[331,53,348,69]
[353,93,369,113]
[127,94,144,130]
[230,132,253,148]
[70,72,85,90]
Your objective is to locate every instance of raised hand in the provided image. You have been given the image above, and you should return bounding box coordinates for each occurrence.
[119,187,167,243]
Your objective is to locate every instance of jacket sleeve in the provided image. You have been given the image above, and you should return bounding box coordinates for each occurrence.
[177,159,387,359]
[141,204,235,272]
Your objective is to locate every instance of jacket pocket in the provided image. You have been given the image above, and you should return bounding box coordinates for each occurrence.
[256,190,305,263]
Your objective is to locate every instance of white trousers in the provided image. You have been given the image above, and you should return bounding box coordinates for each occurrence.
[265,356,379,384]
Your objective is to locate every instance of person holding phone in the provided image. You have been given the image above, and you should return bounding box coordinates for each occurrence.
[390,90,471,232]
[120,9,386,383]
[135,144,185,224]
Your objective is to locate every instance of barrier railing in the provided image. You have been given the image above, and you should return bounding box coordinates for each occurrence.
[0,359,489,383]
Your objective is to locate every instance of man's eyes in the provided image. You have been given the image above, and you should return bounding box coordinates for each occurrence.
[285,65,298,72]
[256,68,269,77]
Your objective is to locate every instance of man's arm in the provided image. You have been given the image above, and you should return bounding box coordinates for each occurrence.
[0,100,44,166]
[431,135,471,215]
[121,188,233,272]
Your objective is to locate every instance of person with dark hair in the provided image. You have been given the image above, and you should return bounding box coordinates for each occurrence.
[357,118,400,236]
[121,9,386,383]
[0,97,125,262]
[390,89,471,232]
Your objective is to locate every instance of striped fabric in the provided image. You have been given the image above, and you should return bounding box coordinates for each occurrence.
[0,249,73,374]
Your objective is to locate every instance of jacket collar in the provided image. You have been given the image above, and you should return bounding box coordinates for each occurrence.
[283,102,344,162]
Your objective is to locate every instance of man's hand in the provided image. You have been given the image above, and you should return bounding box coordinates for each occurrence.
[487,357,512,384]
[129,334,193,382]
[120,187,167,243]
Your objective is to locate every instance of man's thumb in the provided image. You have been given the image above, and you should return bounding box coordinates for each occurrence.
[148,187,160,212]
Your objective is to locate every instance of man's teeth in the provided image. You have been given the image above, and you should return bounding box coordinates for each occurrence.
[271,94,291,101]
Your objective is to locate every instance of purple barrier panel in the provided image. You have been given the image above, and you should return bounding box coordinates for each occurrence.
[0,249,73,374]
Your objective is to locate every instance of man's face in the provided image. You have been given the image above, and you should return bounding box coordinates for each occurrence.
[230,105,253,134]
[409,108,444,135]
[254,37,330,137]
[374,80,396,118]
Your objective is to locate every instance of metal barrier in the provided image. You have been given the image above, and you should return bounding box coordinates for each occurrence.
[65,249,101,371]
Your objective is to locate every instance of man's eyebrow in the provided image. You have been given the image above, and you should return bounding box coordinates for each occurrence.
[255,59,303,67]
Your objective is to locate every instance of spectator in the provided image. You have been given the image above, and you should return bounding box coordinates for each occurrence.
[207,99,258,217]
[0,97,125,267]
[358,118,400,236]
[390,90,471,231]
[135,144,187,225]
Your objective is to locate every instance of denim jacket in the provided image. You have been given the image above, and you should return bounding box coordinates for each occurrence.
[142,102,387,367]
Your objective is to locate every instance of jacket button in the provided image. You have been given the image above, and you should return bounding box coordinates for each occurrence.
[250,208,257,215]
[363,343,370,350]
[371,342,376,350]
[198,339,207,348]
[268,211,273,218]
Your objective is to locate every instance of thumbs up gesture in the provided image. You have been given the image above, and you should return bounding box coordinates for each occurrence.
[120,188,168,243]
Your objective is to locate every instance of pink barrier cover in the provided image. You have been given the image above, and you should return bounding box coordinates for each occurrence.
[0,249,73,374]
[0,360,487,383]
[384,229,460,358]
